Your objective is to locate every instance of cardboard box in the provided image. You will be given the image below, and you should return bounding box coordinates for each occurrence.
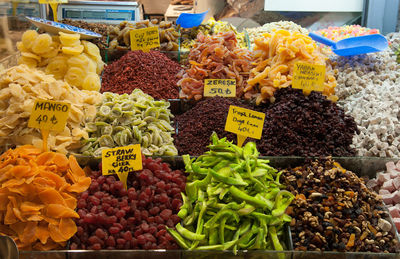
[165,4,194,21]
[140,0,170,14]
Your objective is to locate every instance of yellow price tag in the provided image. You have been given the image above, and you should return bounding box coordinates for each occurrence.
[102,145,143,189]
[129,27,160,52]
[28,100,70,132]
[292,61,326,94]
[204,79,236,97]
[225,105,265,147]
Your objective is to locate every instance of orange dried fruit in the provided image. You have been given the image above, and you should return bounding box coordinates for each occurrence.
[46,204,79,218]
[0,146,90,250]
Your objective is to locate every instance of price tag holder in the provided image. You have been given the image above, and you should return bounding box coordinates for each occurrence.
[102,144,143,189]
[204,79,236,97]
[225,105,265,147]
[28,100,70,132]
[130,27,160,52]
[292,61,326,95]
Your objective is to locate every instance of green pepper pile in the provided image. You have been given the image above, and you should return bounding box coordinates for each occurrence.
[167,133,294,252]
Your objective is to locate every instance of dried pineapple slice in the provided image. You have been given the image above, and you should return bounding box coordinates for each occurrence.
[62,45,84,55]
[82,40,100,57]
[82,72,101,91]
[31,34,53,55]
[59,32,81,47]
[21,30,38,49]
[39,57,50,67]
[18,56,37,68]
[21,52,41,62]
[52,36,60,43]
[16,41,29,52]
[96,60,105,74]
[41,42,60,59]
[65,67,85,88]
[45,56,69,80]
[67,54,96,73]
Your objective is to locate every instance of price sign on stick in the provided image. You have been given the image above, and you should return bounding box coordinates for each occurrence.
[292,61,326,95]
[225,105,265,147]
[102,144,143,189]
[130,27,160,52]
[204,79,236,97]
[28,100,70,151]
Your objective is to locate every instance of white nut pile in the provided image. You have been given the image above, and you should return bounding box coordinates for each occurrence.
[333,33,400,157]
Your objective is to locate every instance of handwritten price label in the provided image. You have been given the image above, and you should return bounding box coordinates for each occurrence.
[225,105,265,147]
[292,62,326,93]
[130,27,160,52]
[102,145,142,189]
[28,100,70,132]
[204,79,236,97]
[39,0,67,4]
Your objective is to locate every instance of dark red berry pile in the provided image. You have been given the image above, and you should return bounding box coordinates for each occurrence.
[70,157,186,250]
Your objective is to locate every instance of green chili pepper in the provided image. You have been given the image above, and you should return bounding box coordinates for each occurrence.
[176,223,205,241]
[269,226,283,251]
[209,168,248,186]
[204,208,239,228]
[272,190,294,217]
[192,163,209,175]
[229,186,269,209]
[166,227,190,249]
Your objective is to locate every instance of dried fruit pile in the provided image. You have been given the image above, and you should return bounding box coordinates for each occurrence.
[282,158,399,252]
[0,146,91,250]
[178,31,252,100]
[71,157,186,250]
[101,50,182,99]
[246,30,337,104]
[174,97,252,156]
[256,87,358,157]
[17,30,104,91]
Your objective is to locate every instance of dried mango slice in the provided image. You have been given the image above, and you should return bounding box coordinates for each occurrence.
[36,152,56,166]
[20,221,37,245]
[39,189,66,206]
[9,165,31,179]
[48,223,65,243]
[46,204,79,218]
[82,73,101,91]
[21,30,38,49]
[67,177,91,193]
[59,218,76,240]
[20,202,44,213]
[35,222,50,244]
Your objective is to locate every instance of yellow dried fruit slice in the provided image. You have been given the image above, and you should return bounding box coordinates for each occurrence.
[82,73,101,91]
[45,56,69,80]
[41,42,60,59]
[16,42,29,52]
[62,45,84,56]
[96,60,105,75]
[21,30,38,49]
[39,58,50,67]
[18,56,37,68]
[21,52,41,62]
[82,40,100,57]
[65,67,85,88]
[59,32,80,47]
[31,34,53,55]
[67,54,95,73]
[52,36,60,43]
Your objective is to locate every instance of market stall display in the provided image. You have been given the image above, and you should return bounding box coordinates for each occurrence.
[0,145,91,250]
[255,87,359,157]
[283,158,399,252]
[101,50,181,99]
[17,30,104,91]
[80,89,178,157]
[169,134,293,252]
[108,20,180,51]
[70,156,185,250]
[0,65,101,154]
[246,30,337,105]
[178,31,252,100]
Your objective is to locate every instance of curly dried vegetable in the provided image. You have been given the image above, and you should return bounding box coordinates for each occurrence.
[178,31,252,100]
[0,145,91,250]
[246,30,337,105]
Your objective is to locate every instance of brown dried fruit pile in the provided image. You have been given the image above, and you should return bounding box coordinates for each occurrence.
[282,158,399,252]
